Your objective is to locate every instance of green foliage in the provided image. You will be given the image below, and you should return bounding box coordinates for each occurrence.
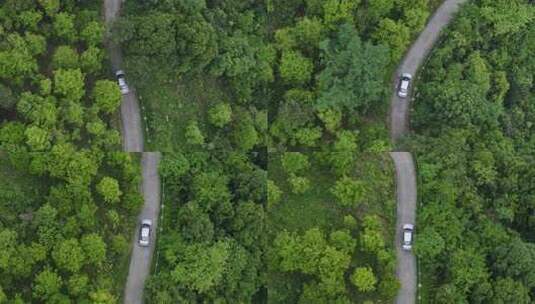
[52,46,79,69]
[81,21,104,47]
[279,50,313,85]
[93,80,122,114]
[53,68,85,102]
[317,23,389,113]
[281,152,310,175]
[351,267,377,292]
[185,120,205,146]
[412,1,535,301]
[53,12,77,42]
[331,176,366,208]
[33,269,62,300]
[208,103,232,127]
[52,238,85,272]
[97,177,122,204]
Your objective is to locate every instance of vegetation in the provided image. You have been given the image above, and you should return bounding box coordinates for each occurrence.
[0,150,142,302]
[0,0,122,152]
[267,153,397,303]
[115,0,436,152]
[0,1,141,302]
[408,0,535,302]
[146,151,267,303]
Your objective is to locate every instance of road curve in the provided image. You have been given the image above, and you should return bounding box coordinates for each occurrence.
[123,153,161,304]
[103,0,144,152]
[390,0,467,143]
[390,1,467,304]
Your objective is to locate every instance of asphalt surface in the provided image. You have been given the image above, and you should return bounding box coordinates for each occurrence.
[123,153,161,304]
[104,0,144,152]
[103,2,160,304]
[389,1,467,303]
[391,152,418,304]
[390,0,467,143]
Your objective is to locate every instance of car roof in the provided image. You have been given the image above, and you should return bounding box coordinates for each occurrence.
[400,80,410,90]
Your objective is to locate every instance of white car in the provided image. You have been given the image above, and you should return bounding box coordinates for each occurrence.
[402,224,414,251]
[115,70,130,94]
[397,73,412,98]
[139,219,152,247]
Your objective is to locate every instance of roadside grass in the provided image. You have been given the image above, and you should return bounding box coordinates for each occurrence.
[124,58,230,151]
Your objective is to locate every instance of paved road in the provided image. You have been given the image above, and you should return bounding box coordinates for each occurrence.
[103,0,144,152]
[123,153,161,304]
[389,1,467,303]
[103,2,160,304]
[391,152,418,304]
[390,0,467,143]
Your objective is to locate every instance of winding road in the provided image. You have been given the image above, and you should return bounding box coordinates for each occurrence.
[390,1,467,303]
[103,1,161,304]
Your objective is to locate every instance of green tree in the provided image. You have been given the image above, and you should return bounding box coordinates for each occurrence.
[81,233,106,266]
[317,23,389,112]
[185,120,205,146]
[288,174,310,194]
[33,268,62,300]
[53,12,77,42]
[81,21,104,46]
[54,68,85,102]
[279,50,313,85]
[52,238,85,272]
[80,47,103,74]
[267,180,282,209]
[93,80,122,114]
[171,241,230,293]
[281,152,310,175]
[38,0,60,16]
[351,267,377,292]
[97,177,122,204]
[0,83,16,110]
[331,176,366,208]
[208,103,232,127]
[52,46,79,69]
[372,18,410,62]
[24,126,50,151]
[492,277,530,304]
[67,274,89,296]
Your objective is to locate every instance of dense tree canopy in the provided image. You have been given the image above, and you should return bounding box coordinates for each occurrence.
[410,0,535,302]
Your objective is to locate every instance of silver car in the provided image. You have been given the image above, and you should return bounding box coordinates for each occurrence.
[402,224,414,250]
[139,219,152,247]
[115,70,130,94]
[397,73,412,98]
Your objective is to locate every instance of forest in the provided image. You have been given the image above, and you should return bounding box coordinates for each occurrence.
[0,150,142,302]
[146,151,267,303]
[408,0,535,302]
[267,152,397,303]
[0,0,123,152]
[0,0,143,302]
[115,0,436,152]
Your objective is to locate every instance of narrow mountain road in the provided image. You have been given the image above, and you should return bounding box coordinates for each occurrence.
[103,0,143,152]
[103,2,160,304]
[389,1,467,303]
[123,153,161,304]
